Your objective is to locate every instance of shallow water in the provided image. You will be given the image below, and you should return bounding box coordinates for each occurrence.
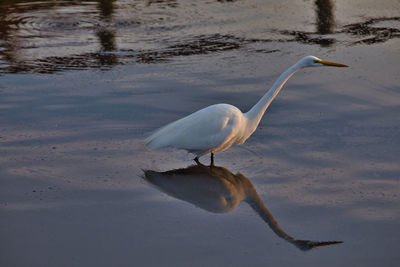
[1,1,400,266]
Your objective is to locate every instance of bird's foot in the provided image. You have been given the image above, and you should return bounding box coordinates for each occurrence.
[210,153,215,167]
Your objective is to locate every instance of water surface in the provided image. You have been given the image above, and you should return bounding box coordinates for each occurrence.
[1,1,399,266]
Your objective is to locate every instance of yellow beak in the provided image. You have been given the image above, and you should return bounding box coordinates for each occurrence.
[318,59,348,67]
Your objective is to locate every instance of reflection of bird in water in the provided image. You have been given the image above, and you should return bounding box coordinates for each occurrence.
[145,56,347,165]
[143,164,343,251]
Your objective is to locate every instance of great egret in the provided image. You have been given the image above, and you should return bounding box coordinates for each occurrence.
[145,56,348,164]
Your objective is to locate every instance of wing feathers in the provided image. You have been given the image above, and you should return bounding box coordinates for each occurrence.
[145,104,243,153]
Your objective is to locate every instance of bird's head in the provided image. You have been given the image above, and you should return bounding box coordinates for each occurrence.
[298,55,348,68]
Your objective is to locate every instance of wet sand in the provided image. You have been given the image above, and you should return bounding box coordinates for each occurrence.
[1,1,400,266]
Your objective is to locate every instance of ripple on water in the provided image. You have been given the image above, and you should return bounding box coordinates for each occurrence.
[0,0,399,74]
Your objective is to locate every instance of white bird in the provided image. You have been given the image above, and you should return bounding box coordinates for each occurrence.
[145,56,348,165]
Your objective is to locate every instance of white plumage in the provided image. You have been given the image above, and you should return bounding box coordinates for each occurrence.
[145,56,348,163]
[146,104,245,156]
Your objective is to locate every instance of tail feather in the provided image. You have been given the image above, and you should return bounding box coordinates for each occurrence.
[145,117,187,150]
[145,125,169,149]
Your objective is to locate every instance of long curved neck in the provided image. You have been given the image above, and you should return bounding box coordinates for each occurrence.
[245,63,302,129]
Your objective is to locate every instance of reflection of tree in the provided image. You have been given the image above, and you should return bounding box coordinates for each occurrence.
[96,28,118,65]
[278,0,336,47]
[313,0,335,46]
[0,0,81,73]
[315,0,335,35]
[97,0,115,20]
[144,164,342,251]
[96,29,116,51]
[95,0,118,66]
[0,1,23,71]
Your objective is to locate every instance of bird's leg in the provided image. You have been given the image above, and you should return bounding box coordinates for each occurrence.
[210,153,215,167]
[194,157,202,166]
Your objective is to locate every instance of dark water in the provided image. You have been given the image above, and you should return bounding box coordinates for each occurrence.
[1,0,399,74]
[1,1,400,266]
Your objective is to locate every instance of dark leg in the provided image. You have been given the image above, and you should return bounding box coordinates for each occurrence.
[210,153,215,166]
[194,156,201,166]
